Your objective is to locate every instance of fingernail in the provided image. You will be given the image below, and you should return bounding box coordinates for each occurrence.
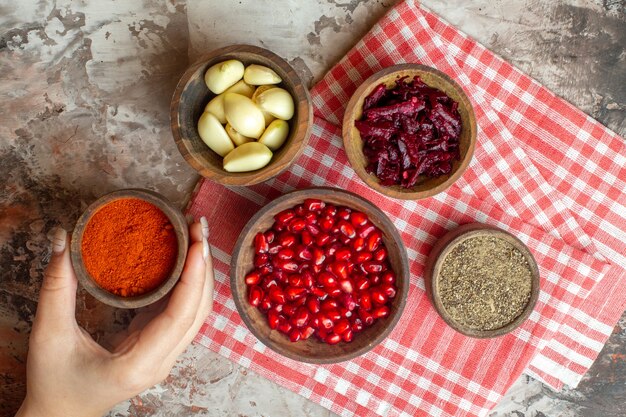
[200,216,209,239]
[202,236,209,261]
[50,227,67,253]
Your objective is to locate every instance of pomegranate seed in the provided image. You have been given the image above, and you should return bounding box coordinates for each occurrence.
[325,333,342,344]
[318,272,337,288]
[339,278,354,293]
[267,310,280,329]
[304,198,325,212]
[254,232,269,253]
[334,247,351,261]
[380,283,397,298]
[328,288,342,299]
[372,305,391,319]
[367,232,382,252]
[371,288,388,305]
[293,204,305,216]
[278,232,296,247]
[296,246,313,261]
[288,274,304,287]
[285,286,307,301]
[306,296,321,313]
[310,316,320,329]
[282,302,298,317]
[272,271,287,284]
[261,276,277,290]
[269,286,286,304]
[382,271,396,284]
[311,264,323,274]
[293,307,310,327]
[339,221,356,238]
[332,261,350,279]
[245,272,261,286]
[248,286,263,307]
[301,230,313,246]
[260,296,272,311]
[268,242,282,254]
[316,328,328,339]
[359,292,373,310]
[326,308,342,322]
[277,318,293,334]
[355,277,370,291]
[305,223,321,236]
[319,216,334,231]
[311,287,327,298]
[359,309,374,326]
[316,232,331,247]
[275,209,295,225]
[358,224,376,238]
[319,314,333,330]
[337,207,351,220]
[349,211,368,227]
[289,329,302,342]
[353,251,372,263]
[288,218,307,233]
[301,326,315,340]
[325,242,342,257]
[370,274,382,285]
[342,329,354,342]
[374,248,387,262]
[258,264,272,275]
[352,237,366,252]
[275,259,298,272]
[254,253,269,267]
[323,205,337,217]
[264,230,275,244]
[277,248,295,260]
[321,299,339,311]
[362,261,384,273]
[302,271,314,288]
[304,212,317,224]
[334,318,351,335]
[293,295,307,307]
[313,247,326,265]
[352,319,364,332]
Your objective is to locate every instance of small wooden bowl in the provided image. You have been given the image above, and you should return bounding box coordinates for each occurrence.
[231,187,410,363]
[424,223,540,338]
[342,64,477,200]
[70,189,189,309]
[171,44,313,186]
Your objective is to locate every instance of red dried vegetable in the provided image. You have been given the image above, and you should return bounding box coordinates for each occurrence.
[356,76,462,188]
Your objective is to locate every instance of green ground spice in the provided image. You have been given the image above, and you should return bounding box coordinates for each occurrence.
[439,235,533,331]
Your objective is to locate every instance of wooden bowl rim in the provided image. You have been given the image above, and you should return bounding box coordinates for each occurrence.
[231,187,410,363]
[70,188,189,309]
[170,44,313,186]
[342,63,477,200]
[426,223,540,338]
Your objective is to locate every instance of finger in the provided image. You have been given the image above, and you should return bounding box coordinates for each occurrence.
[127,221,207,364]
[33,227,78,334]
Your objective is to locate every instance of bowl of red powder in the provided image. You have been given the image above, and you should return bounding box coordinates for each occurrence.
[70,189,189,308]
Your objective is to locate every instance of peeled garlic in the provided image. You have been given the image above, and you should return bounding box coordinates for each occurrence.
[223,142,273,172]
[258,119,289,151]
[204,94,226,124]
[197,112,235,157]
[204,60,244,94]
[225,123,254,146]
[223,93,266,138]
[255,87,294,120]
[244,64,282,85]
[224,80,255,98]
[252,85,277,126]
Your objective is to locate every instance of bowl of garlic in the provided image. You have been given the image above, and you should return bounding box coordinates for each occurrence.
[171,44,313,186]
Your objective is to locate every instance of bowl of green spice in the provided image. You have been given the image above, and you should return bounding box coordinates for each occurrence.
[425,223,540,338]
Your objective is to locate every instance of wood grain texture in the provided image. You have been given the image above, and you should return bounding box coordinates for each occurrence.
[230,187,410,364]
[70,189,189,309]
[170,45,313,186]
[342,64,477,200]
[424,223,540,338]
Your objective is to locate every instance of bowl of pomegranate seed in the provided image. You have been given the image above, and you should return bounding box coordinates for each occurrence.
[231,187,410,363]
[342,64,477,200]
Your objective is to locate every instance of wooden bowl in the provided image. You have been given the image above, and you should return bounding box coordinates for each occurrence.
[70,189,189,309]
[424,223,540,338]
[231,187,410,363]
[342,64,477,200]
[171,44,313,186]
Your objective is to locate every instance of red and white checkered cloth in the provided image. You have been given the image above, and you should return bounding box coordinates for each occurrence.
[186,2,626,416]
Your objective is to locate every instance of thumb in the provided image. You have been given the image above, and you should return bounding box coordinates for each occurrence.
[33,227,78,333]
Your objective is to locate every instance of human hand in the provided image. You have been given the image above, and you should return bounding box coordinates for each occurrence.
[16,218,214,417]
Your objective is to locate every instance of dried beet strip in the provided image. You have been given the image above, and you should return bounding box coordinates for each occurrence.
[356,76,462,188]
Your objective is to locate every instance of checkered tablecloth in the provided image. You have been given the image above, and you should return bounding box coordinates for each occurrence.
[186,1,626,415]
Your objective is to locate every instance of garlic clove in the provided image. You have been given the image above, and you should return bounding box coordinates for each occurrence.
[204,60,245,94]
[204,94,226,124]
[255,87,294,120]
[258,119,289,151]
[197,112,235,157]
[225,123,254,146]
[223,142,273,172]
[243,64,282,85]
[223,93,266,139]
[252,85,277,126]
[224,80,255,98]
